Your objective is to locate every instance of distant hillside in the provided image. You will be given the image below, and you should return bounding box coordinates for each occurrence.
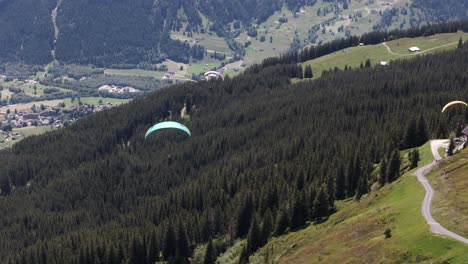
[0,0,467,67]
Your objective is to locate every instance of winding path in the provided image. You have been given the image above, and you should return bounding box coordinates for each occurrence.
[414,140,468,244]
[382,42,458,56]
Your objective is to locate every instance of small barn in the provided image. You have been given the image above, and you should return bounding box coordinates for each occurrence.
[408,47,421,52]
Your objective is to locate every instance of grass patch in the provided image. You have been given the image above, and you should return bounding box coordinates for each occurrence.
[104,69,164,78]
[299,32,468,80]
[428,148,468,238]
[62,97,130,108]
[0,126,52,149]
[249,142,468,263]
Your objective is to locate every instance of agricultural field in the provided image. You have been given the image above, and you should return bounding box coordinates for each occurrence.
[0,99,63,112]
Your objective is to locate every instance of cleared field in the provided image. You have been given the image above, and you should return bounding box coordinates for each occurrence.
[104,69,164,78]
[300,32,468,80]
[171,29,232,53]
[63,97,130,107]
[0,100,63,112]
[0,79,71,97]
[249,142,468,264]
[0,126,52,149]
[428,148,468,238]
[386,32,468,55]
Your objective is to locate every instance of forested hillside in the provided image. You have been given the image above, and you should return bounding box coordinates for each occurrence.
[0,39,467,263]
[0,0,467,66]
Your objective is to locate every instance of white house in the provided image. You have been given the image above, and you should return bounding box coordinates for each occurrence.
[380,61,389,66]
[408,47,421,52]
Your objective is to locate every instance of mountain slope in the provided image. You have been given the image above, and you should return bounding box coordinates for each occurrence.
[250,143,468,264]
[1,0,467,66]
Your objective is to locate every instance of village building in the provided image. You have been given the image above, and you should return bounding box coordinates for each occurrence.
[380,61,389,66]
[39,110,59,118]
[23,113,39,120]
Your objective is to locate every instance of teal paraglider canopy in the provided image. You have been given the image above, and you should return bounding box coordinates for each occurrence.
[145,121,191,139]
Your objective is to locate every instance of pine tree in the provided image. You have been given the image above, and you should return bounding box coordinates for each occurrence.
[129,237,146,264]
[365,59,371,67]
[274,210,289,236]
[163,225,177,260]
[261,209,273,244]
[203,239,215,264]
[237,194,254,237]
[176,224,191,260]
[313,186,330,221]
[289,193,307,229]
[355,169,369,200]
[409,149,420,169]
[404,117,418,149]
[334,164,346,200]
[387,149,401,182]
[378,158,387,186]
[107,246,118,264]
[246,214,261,255]
[147,231,159,264]
[447,136,455,156]
[458,37,463,48]
[416,115,429,145]
[238,246,249,264]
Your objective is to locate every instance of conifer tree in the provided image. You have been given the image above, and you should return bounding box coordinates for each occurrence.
[458,37,463,48]
[107,246,118,264]
[261,209,273,244]
[416,115,429,145]
[237,194,254,237]
[355,169,369,200]
[334,164,346,199]
[203,239,215,264]
[274,210,288,236]
[387,149,401,182]
[404,117,418,149]
[409,149,420,169]
[447,136,455,156]
[176,224,191,260]
[147,231,159,264]
[378,158,387,186]
[313,186,330,221]
[246,214,261,255]
[289,193,307,229]
[163,225,177,260]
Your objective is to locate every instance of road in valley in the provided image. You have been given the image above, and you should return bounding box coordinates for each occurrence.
[413,140,468,244]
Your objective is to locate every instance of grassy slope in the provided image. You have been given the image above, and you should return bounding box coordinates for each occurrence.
[428,148,468,238]
[299,32,468,80]
[248,142,468,263]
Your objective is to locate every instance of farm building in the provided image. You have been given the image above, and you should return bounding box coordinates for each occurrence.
[408,47,421,52]
[380,61,389,66]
